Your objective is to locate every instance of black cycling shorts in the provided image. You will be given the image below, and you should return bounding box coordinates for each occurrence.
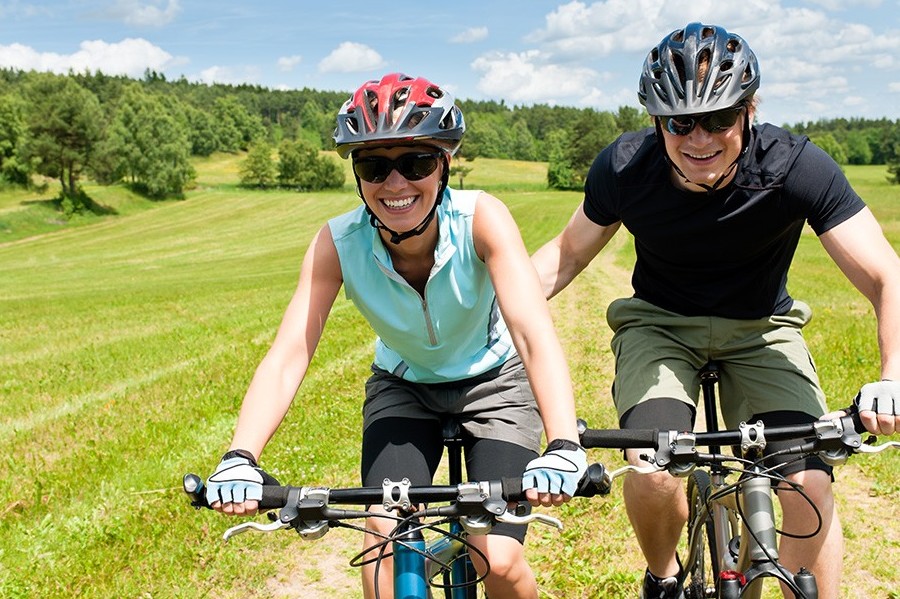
[361,417,537,543]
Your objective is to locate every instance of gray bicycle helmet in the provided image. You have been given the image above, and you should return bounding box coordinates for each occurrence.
[333,73,465,158]
[638,23,759,116]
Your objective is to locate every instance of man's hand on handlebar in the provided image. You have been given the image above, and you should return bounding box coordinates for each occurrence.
[854,380,900,436]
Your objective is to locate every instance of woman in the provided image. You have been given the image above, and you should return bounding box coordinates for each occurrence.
[204,73,587,599]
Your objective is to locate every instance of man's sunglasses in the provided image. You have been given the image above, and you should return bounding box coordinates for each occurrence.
[662,106,745,136]
[353,152,442,184]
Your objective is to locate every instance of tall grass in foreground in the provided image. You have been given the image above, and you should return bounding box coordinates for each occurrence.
[0,160,897,597]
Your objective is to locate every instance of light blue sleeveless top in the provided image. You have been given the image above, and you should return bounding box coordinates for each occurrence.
[328,188,515,383]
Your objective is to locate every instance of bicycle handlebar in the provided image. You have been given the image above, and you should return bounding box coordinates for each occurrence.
[577,406,899,480]
[185,475,529,511]
[185,464,613,512]
[184,468,614,542]
[579,407,865,451]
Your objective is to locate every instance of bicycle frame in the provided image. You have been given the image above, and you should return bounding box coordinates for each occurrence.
[685,362,819,599]
[394,418,479,599]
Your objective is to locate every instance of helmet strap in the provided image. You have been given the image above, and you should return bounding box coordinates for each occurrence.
[355,156,450,245]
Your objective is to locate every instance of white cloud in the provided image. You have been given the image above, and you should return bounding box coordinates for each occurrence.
[277,55,302,72]
[528,0,758,58]
[0,2,50,18]
[197,64,262,85]
[450,27,488,44]
[471,50,603,104]
[888,82,900,93]
[109,0,181,27]
[0,38,178,77]
[513,0,900,123]
[318,42,385,73]
[803,0,881,9]
[842,95,866,107]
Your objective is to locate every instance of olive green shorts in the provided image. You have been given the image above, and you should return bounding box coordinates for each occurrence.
[606,297,827,428]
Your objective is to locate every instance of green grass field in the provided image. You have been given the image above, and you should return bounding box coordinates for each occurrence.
[1,156,897,597]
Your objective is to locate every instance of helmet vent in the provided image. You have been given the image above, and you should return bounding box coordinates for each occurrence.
[426,86,443,99]
[671,51,686,86]
[672,29,684,43]
[408,111,427,128]
[345,117,359,135]
[712,73,732,93]
[720,60,734,72]
[742,64,754,83]
[365,90,378,112]
[392,87,410,109]
[700,26,715,40]
[440,108,457,130]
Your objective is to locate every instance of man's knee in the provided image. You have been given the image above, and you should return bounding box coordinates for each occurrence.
[778,469,835,518]
[781,469,833,496]
[624,468,684,505]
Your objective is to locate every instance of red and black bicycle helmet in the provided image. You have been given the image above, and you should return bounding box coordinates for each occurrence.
[333,73,465,158]
[638,22,760,117]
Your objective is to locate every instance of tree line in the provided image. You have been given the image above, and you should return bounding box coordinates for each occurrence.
[1,67,899,215]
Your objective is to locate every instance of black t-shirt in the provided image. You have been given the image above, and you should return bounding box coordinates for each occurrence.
[583,124,866,318]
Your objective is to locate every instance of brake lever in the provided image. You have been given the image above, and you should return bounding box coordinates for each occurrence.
[608,463,662,479]
[496,510,563,530]
[856,439,900,454]
[223,519,290,541]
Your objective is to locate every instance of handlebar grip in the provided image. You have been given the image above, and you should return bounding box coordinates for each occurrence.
[500,477,524,502]
[844,405,866,434]
[575,463,611,497]
[183,473,210,509]
[183,474,290,510]
[259,486,290,510]
[579,427,659,449]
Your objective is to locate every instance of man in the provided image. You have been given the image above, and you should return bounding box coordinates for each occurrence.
[531,22,900,599]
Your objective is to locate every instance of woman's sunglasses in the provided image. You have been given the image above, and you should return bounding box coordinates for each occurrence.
[353,152,442,184]
[662,106,745,136]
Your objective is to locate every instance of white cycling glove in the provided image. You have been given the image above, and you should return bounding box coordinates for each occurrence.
[522,439,588,497]
[205,449,279,505]
[855,379,900,416]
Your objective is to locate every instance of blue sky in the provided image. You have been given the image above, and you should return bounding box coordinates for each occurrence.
[1,0,899,126]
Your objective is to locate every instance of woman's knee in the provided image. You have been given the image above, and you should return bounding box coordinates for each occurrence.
[471,535,527,578]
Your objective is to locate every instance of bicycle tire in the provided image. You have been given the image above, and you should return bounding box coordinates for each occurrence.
[684,470,718,599]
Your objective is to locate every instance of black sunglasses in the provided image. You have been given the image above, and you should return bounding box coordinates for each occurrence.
[353,152,442,184]
[662,106,745,136]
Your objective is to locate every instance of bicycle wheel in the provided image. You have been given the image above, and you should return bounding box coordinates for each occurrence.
[684,470,718,599]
